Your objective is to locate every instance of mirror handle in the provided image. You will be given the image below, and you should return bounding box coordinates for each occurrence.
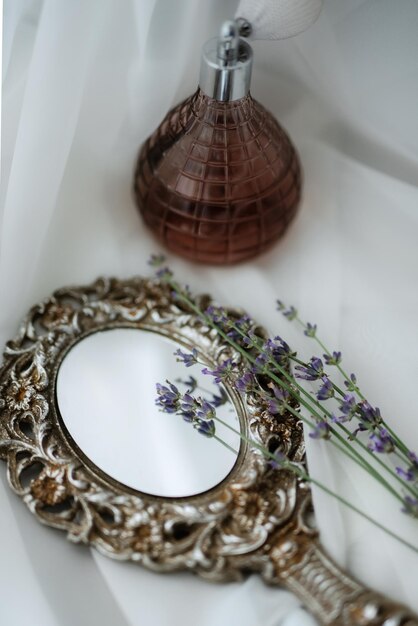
[268,534,418,625]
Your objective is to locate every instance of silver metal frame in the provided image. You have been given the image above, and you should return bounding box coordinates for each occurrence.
[0,277,416,626]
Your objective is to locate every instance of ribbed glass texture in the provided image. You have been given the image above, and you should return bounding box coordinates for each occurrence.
[134,88,302,264]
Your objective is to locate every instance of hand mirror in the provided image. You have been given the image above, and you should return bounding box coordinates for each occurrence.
[0,277,416,626]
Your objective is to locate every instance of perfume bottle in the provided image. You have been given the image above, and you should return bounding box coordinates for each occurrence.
[134,20,302,264]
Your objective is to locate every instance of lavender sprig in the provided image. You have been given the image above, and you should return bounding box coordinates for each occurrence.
[324,351,342,366]
[208,311,411,505]
[175,348,198,368]
[397,453,418,484]
[202,293,414,503]
[155,382,236,454]
[155,379,418,552]
[309,420,331,440]
[275,302,418,496]
[277,299,413,462]
[202,359,237,384]
[295,357,324,380]
[368,428,395,454]
[230,313,417,503]
[150,260,418,524]
[147,253,166,267]
[292,355,417,496]
[402,496,418,518]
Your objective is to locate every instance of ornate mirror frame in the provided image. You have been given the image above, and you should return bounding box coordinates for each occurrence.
[0,277,415,626]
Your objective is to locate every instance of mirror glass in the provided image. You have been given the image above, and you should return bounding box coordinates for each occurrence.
[56,328,241,497]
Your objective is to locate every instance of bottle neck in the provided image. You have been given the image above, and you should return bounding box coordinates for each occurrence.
[199,36,253,102]
[190,88,256,122]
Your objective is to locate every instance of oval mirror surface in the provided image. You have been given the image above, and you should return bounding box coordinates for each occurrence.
[56,328,241,497]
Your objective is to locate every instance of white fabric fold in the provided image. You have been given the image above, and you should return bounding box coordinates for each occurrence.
[0,0,109,335]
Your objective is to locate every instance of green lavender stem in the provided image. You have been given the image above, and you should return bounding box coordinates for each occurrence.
[282,402,405,505]
[223,320,407,503]
[159,276,418,552]
[238,324,417,502]
[207,401,418,554]
[288,355,417,497]
[217,390,372,480]
[169,281,407,505]
[338,423,418,498]
[252,388,403,502]
[294,317,412,461]
[298,471,418,555]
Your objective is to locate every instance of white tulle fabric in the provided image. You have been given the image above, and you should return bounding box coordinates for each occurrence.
[236,0,323,39]
[1,1,418,624]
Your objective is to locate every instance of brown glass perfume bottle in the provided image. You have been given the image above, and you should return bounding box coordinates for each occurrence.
[134,21,301,264]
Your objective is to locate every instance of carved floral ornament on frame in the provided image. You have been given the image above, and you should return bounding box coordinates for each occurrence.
[0,277,416,626]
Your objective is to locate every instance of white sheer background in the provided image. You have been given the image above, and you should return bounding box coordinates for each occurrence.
[1,1,418,624]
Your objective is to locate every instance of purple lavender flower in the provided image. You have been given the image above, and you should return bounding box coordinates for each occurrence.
[155,382,181,412]
[396,452,418,483]
[205,305,228,325]
[274,336,291,350]
[240,328,256,345]
[402,496,418,518]
[324,351,342,366]
[331,413,346,424]
[226,315,253,341]
[195,419,216,438]
[358,401,382,428]
[179,392,197,421]
[202,359,236,383]
[409,451,418,464]
[344,373,357,391]
[295,357,324,381]
[340,394,357,415]
[171,284,191,301]
[265,385,291,415]
[252,351,269,373]
[304,323,317,338]
[196,399,216,422]
[156,383,218,439]
[269,448,286,469]
[350,402,382,437]
[367,428,394,454]
[396,467,418,482]
[179,394,217,425]
[283,306,298,321]
[316,376,334,401]
[235,370,256,394]
[148,253,166,267]
[181,392,194,405]
[332,394,357,423]
[155,266,173,280]
[264,336,293,367]
[174,348,198,368]
[396,467,412,481]
[309,420,331,440]
[181,410,195,423]
[250,336,292,374]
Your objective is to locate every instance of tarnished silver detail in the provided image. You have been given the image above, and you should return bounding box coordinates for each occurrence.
[236,17,253,39]
[0,276,417,626]
[199,20,253,101]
